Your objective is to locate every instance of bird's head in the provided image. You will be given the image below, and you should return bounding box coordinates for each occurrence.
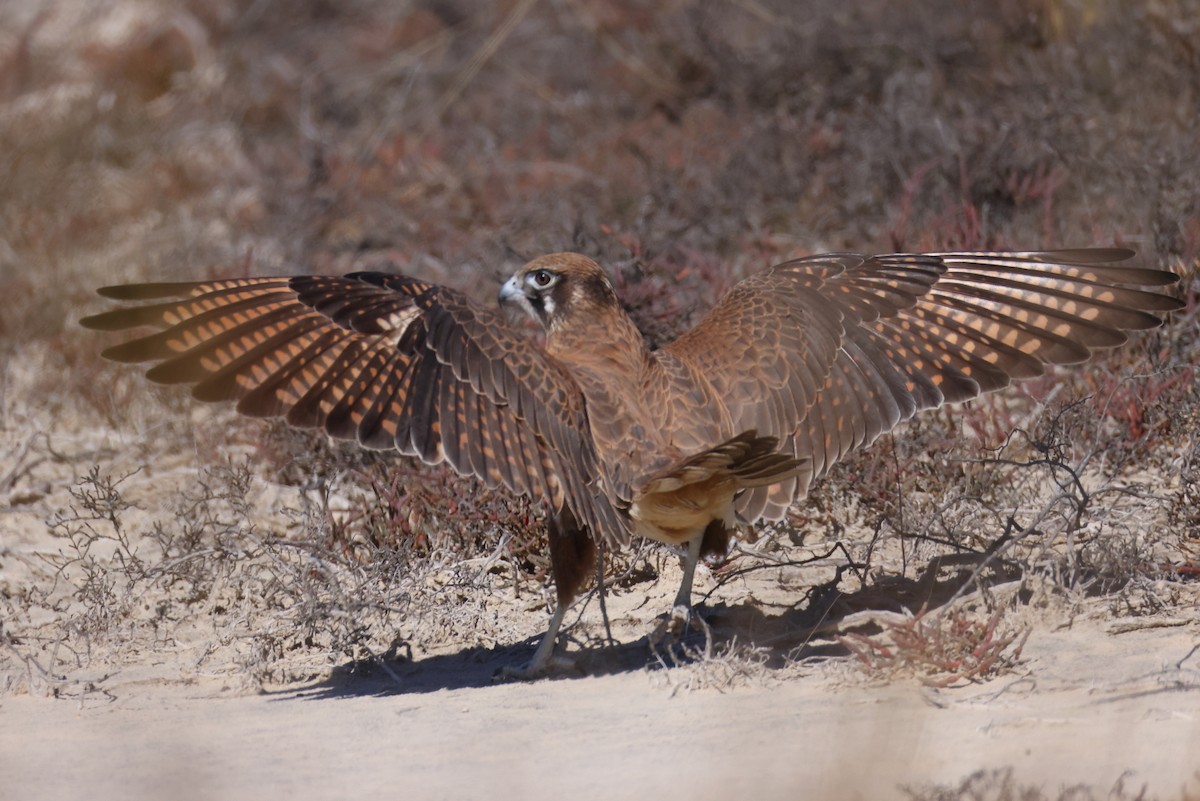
[499,252,620,334]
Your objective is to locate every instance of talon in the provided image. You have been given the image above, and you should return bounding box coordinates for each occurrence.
[649,603,711,648]
[495,653,578,682]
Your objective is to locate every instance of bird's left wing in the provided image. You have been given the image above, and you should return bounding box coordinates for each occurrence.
[81,272,632,545]
[661,249,1181,521]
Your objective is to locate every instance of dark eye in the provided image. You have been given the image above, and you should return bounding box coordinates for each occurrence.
[531,269,554,288]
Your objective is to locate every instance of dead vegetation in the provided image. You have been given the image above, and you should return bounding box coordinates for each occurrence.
[905,768,1200,801]
[1,0,1198,700]
[839,604,1031,688]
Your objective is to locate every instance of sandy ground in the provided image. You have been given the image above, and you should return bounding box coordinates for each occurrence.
[2,620,1199,800]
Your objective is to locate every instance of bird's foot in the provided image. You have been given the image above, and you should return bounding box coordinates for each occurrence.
[494,652,578,682]
[649,603,714,666]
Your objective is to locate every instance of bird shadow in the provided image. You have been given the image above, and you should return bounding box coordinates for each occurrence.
[275,635,656,701]
[278,551,1023,700]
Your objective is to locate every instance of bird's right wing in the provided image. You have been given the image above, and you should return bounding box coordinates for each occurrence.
[81,271,634,546]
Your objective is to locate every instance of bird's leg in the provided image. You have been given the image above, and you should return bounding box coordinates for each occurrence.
[650,533,711,654]
[673,517,729,609]
[497,599,575,681]
[497,504,594,680]
[673,532,704,609]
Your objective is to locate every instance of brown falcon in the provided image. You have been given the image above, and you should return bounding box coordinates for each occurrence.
[81,248,1182,675]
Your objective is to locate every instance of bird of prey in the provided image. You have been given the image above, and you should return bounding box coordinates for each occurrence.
[82,248,1181,676]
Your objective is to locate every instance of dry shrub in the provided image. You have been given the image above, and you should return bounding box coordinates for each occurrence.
[236,421,550,584]
[905,767,1200,801]
[2,458,517,695]
[648,634,772,696]
[840,604,1030,687]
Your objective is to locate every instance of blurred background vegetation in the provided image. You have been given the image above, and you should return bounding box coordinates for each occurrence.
[2,0,1196,352]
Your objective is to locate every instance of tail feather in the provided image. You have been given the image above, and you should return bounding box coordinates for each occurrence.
[640,430,806,495]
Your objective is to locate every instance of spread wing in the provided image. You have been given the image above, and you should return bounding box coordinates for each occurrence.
[81,272,633,546]
[660,248,1182,521]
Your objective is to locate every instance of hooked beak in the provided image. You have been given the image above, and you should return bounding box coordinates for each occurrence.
[498,273,540,328]
[498,274,525,305]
